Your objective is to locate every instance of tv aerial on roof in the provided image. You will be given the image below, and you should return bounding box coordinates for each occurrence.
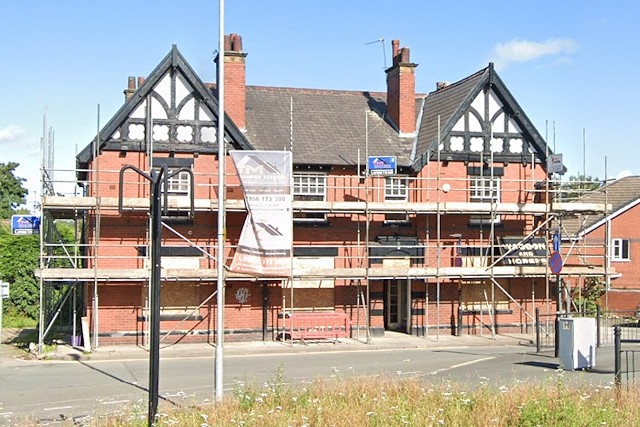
[365,38,387,69]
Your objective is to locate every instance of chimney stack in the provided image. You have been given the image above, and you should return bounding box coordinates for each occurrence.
[217,33,247,130]
[124,76,136,101]
[386,39,418,136]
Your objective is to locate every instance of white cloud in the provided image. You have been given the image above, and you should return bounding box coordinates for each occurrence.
[0,124,26,142]
[615,169,633,180]
[490,38,578,70]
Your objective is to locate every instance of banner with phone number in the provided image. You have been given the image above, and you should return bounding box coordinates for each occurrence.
[229,151,292,277]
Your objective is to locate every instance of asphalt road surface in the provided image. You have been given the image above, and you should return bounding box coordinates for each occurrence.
[0,344,618,425]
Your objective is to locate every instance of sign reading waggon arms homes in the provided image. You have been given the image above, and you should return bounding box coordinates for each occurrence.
[498,236,548,266]
[230,151,293,277]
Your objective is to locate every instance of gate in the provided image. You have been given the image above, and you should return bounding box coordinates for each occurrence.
[614,325,640,388]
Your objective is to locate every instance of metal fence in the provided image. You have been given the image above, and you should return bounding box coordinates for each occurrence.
[535,308,640,353]
[614,325,640,388]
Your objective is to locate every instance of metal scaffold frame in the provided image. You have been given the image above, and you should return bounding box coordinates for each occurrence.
[36,131,613,350]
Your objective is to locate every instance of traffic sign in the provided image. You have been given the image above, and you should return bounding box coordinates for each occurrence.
[549,251,563,275]
[552,232,561,252]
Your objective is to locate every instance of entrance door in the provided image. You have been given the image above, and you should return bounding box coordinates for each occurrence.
[385,279,410,333]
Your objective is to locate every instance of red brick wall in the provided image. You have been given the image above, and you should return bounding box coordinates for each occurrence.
[84,149,553,343]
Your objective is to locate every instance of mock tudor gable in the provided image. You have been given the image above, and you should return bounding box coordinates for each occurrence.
[412,63,549,171]
[76,45,253,176]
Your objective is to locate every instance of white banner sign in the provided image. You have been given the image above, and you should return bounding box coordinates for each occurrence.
[229,151,292,276]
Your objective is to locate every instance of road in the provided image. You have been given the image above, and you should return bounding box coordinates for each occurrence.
[0,344,617,425]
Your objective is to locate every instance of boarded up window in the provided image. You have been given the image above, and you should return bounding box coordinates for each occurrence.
[461,281,509,311]
[142,282,201,316]
[285,257,335,309]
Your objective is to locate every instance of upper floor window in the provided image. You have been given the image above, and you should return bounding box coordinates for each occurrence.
[612,238,630,261]
[293,172,327,222]
[469,173,501,226]
[166,170,191,194]
[385,177,408,201]
[470,176,500,202]
[385,176,409,224]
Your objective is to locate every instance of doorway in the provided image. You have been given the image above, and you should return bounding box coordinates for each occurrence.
[385,279,410,333]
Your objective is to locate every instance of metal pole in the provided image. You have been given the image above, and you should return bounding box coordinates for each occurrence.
[555,274,560,358]
[535,307,541,353]
[456,287,462,336]
[614,325,621,389]
[147,168,164,426]
[596,305,601,348]
[262,284,268,341]
[38,114,46,354]
[215,0,226,403]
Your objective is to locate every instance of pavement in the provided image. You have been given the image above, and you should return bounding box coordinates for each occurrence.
[1,328,539,362]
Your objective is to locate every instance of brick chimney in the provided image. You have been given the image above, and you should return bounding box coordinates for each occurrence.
[217,33,247,131]
[124,76,145,101]
[124,76,136,101]
[386,39,418,136]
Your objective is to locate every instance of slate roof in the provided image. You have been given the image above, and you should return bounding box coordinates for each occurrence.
[243,86,416,168]
[411,63,549,170]
[561,176,640,237]
[412,67,487,168]
[75,45,551,176]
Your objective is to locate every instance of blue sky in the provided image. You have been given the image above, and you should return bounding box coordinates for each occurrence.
[2,1,639,207]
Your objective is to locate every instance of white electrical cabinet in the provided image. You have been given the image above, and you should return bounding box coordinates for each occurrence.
[558,317,597,370]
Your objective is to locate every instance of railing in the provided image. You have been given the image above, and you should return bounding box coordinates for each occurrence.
[37,239,610,280]
[614,325,640,389]
[40,167,606,206]
[37,167,610,282]
[535,309,640,353]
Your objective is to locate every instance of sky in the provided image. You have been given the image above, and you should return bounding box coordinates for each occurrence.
[2,1,639,210]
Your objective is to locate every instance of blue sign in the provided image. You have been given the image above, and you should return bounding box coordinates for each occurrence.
[549,251,563,275]
[367,156,397,176]
[11,215,41,235]
[552,232,561,252]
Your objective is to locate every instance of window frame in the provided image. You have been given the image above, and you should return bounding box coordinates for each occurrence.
[611,238,630,261]
[469,175,501,225]
[469,175,501,203]
[166,169,191,194]
[384,176,410,224]
[293,172,328,222]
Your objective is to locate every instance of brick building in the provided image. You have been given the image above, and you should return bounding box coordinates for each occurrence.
[37,35,610,347]
[562,176,640,312]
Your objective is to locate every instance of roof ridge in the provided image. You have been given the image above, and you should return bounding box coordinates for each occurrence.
[426,66,489,96]
[243,85,428,98]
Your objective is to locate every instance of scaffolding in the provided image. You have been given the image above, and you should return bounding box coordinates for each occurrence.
[36,148,612,350]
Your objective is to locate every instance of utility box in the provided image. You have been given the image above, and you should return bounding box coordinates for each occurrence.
[558,317,597,370]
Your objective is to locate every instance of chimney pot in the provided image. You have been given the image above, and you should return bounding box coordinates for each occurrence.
[137,76,145,88]
[400,47,410,63]
[230,33,243,51]
[392,40,400,65]
[124,76,136,101]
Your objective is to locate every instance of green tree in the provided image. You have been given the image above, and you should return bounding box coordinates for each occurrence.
[0,226,40,320]
[571,277,605,316]
[559,174,602,200]
[0,162,29,218]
